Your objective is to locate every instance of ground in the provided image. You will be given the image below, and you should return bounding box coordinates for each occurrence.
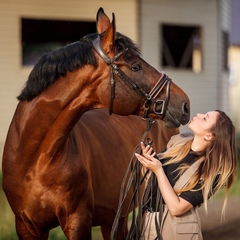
[199,196,240,240]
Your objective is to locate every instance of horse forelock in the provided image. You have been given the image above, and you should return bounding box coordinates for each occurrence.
[17,32,140,102]
[17,40,97,102]
[115,32,141,58]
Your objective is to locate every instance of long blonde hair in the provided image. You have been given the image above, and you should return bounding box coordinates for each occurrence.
[158,110,238,217]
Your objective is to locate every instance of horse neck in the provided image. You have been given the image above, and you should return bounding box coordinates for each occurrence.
[15,69,104,159]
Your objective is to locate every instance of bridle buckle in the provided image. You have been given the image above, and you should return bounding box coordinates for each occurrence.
[153,99,166,115]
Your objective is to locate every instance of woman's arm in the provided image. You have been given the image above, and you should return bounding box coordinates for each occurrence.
[135,143,193,216]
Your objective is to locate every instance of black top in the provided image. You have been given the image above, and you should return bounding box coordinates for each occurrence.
[162,150,204,206]
[144,150,206,212]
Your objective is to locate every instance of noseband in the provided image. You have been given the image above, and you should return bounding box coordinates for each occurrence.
[92,36,172,120]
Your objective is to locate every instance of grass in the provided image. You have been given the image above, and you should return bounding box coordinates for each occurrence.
[214,154,240,199]
[1,160,239,239]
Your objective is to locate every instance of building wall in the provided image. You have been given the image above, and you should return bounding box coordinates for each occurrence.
[0,0,138,164]
[229,46,240,133]
[218,0,231,113]
[229,0,240,133]
[140,0,230,132]
[230,0,240,45]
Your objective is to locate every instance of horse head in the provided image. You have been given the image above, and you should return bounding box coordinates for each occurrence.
[93,7,190,128]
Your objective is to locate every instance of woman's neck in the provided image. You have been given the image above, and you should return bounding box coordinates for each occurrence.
[191,136,209,152]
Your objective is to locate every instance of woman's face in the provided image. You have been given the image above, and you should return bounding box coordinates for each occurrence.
[188,111,219,138]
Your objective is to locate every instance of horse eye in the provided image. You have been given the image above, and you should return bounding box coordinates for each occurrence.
[131,64,142,72]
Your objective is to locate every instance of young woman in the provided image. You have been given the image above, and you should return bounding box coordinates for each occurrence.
[135,110,238,240]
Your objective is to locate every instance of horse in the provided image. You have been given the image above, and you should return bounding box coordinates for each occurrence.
[2,7,190,240]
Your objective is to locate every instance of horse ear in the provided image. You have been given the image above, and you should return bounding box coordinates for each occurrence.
[101,13,115,53]
[96,7,111,34]
[96,8,116,54]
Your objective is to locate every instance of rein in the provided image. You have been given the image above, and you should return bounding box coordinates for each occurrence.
[110,118,155,240]
[92,36,172,119]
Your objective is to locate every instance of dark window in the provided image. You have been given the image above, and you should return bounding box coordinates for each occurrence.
[21,18,95,66]
[161,24,202,72]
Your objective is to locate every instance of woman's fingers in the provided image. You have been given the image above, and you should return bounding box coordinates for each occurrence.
[135,153,154,165]
[141,142,154,157]
[135,152,162,172]
[135,153,147,165]
[148,151,156,158]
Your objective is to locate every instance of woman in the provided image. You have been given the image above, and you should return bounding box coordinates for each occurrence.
[135,110,238,240]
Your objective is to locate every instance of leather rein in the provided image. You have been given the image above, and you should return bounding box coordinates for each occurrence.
[92,36,172,120]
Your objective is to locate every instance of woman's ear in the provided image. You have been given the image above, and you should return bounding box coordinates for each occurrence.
[204,132,215,142]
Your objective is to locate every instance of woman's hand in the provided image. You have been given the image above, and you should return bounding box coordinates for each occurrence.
[136,143,193,216]
[135,142,162,174]
[141,142,156,158]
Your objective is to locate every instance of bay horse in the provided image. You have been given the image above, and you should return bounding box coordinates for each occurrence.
[2,7,190,240]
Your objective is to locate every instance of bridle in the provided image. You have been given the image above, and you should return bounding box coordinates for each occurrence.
[92,36,172,120]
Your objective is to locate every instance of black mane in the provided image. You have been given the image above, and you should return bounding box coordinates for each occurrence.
[17,32,140,101]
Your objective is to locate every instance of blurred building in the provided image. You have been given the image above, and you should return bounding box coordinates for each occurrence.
[229,0,240,133]
[0,0,233,162]
[140,0,231,133]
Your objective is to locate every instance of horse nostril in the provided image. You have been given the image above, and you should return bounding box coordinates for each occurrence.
[182,101,190,115]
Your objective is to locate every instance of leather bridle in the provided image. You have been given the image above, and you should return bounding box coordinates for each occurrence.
[92,36,172,120]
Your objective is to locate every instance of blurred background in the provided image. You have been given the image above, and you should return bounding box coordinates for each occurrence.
[0,0,239,239]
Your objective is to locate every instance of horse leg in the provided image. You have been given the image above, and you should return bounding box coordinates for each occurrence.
[101,217,128,240]
[60,210,92,240]
[15,215,49,240]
